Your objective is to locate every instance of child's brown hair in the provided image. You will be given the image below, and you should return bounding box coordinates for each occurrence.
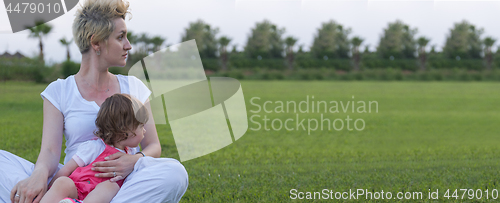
[94,93,149,145]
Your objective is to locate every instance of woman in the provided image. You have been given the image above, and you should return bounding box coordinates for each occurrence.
[0,0,188,202]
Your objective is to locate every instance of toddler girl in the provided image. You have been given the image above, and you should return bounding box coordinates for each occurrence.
[40,93,149,203]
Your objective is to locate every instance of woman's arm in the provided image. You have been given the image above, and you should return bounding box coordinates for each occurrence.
[11,98,64,203]
[137,99,162,157]
[92,99,161,182]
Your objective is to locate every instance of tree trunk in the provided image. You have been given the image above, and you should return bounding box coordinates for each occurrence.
[353,54,359,71]
[220,46,228,71]
[286,46,294,71]
[486,52,492,71]
[66,46,71,61]
[221,52,227,71]
[419,48,426,71]
[39,37,44,62]
[352,47,360,71]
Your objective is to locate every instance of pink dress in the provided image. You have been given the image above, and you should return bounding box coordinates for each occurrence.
[68,144,126,200]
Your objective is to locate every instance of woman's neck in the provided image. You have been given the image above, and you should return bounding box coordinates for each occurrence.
[77,53,111,90]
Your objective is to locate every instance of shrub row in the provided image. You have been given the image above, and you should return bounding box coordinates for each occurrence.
[209,68,500,81]
[0,58,46,83]
[202,58,498,71]
[2,57,500,83]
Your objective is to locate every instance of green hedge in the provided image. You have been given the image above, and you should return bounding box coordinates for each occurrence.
[427,59,485,70]
[295,59,351,71]
[123,52,497,71]
[208,68,500,81]
[61,60,80,78]
[0,58,48,82]
[1,53,498,83]
[362,59,418,71]
[228,58,287,70]
[219,57,491,71]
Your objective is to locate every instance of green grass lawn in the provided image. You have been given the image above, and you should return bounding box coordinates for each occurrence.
[1,81,500,202]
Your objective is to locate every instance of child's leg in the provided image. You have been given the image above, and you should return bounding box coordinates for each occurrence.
[40,177,78,203]
[82,180,120,203]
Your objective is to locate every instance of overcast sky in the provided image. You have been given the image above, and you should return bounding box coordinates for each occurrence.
[0,0,499,64]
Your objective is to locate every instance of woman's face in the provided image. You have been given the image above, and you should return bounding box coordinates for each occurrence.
[100,18,132,67]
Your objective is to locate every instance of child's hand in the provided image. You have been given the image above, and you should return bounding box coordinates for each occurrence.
[91,152,142,182]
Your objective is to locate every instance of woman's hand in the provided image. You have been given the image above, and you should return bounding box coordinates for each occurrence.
[91,152,142,182]
[11,99,64,203]
[10,169,48,203]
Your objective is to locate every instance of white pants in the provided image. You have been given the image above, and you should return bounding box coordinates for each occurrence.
[0,150,188,203]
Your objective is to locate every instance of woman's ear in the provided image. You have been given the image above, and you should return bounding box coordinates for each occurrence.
[90,34,100,53]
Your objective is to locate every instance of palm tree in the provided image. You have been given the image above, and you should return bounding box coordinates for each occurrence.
[28,21,52,62]
[363,45,370,54]
[150,36,166,52]
[484,37,496,70]
[351,36,364,71]
[138,33,151,54]
[59,37,73,61]
[231,45,238,53]
[285,36,298,70]
[219,36,231,71]
[417,37,430,71]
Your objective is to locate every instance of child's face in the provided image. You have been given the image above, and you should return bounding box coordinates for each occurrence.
[121,124,146,148]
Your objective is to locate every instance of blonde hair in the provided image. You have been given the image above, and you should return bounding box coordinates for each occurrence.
[73,0,131,53]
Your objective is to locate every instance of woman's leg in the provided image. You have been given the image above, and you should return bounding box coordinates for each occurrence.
[0,150,63,202]
[40,177,78,203]
[0,150,35,202]
[83,181,120,203]
[110,157,189,203]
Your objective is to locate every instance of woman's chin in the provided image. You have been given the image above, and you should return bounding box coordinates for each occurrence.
[111,62,127,68]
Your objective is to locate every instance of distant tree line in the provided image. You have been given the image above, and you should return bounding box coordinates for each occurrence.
[3,19,500,83]
[20,18,500,72]
[121,19,498,72]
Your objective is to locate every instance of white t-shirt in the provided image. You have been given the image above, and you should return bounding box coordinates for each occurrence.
[72,139,136,167]
[40,74,151,164]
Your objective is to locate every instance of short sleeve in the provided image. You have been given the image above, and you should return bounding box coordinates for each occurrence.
[128,76,152,104]
[40,80,62,112]
[126,146,138,155]
[72,139,105,167]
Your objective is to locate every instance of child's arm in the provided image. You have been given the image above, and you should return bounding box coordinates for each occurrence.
[47,159,79,188]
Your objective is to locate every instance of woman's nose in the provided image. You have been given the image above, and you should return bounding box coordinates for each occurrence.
[124,38,132,51]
